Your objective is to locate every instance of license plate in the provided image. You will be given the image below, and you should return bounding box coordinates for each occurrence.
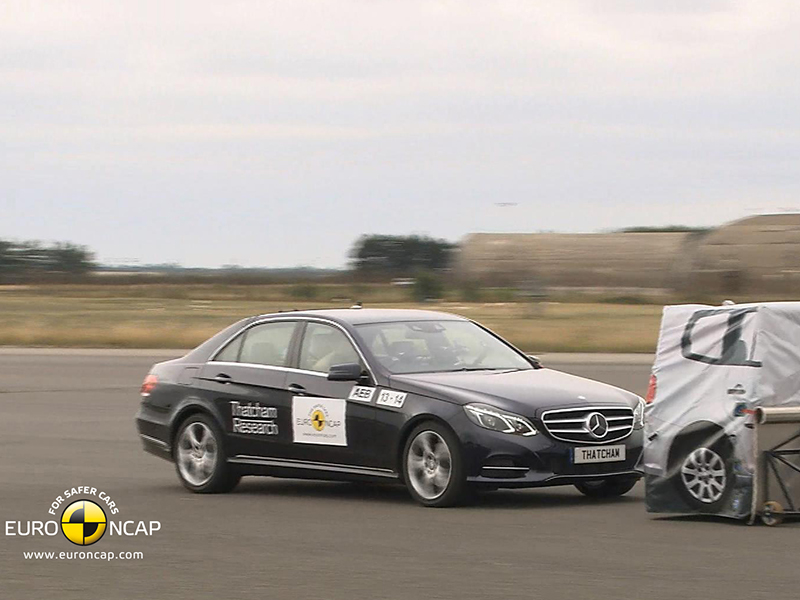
[573,445,625,464]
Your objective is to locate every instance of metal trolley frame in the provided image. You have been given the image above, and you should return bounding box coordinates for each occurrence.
[754,408,800,526]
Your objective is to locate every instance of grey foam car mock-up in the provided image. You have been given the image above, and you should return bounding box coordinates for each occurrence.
[645,302,800,519]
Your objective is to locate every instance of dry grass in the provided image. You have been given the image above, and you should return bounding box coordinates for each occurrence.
[0,285,662,352]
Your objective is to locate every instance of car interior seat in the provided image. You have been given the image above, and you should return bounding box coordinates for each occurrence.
[308,332,359,373]
[243,341,281,366]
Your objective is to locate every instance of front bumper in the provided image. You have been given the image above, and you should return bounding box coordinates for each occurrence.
[454,412,644,488]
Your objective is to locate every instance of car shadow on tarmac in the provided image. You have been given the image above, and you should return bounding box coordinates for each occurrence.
[653,514,747,526]
[653,513,800,527]
[469,489,640,510]
[221,478,642,510]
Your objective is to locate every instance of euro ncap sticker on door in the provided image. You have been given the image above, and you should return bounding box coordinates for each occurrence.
[292,397,347,446]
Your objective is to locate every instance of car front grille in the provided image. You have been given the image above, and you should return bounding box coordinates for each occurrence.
[541,406,634,444]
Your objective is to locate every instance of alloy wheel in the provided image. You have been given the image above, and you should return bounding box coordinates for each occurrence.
[407,431,453,500]
[680,447,726,504]
[177,422,218,487]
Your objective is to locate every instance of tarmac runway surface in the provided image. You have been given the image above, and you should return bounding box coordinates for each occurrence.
[1,351,798,600]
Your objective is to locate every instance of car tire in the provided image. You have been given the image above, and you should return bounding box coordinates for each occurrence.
[402,422,467,507]
[671,430,733,511]
[174,413,240,494]
[575,477,638,498]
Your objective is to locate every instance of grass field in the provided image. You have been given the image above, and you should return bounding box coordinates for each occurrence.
[0,284,663,352]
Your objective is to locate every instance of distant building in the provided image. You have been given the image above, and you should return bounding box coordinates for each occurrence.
[680,214,800,295]
[456,214,800,295]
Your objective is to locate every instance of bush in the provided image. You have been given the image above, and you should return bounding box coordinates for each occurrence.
[459,280,483,302]
[289,283,318,300]
[412,272,444,302]
[597,295,654,305]
[486,287,517,303]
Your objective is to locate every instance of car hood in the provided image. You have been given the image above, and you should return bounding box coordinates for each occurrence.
[389,368,639,416]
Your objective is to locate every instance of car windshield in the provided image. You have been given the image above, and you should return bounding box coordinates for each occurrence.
[354,320,533,375]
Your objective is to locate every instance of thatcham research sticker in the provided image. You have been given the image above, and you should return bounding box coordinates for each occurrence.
[230,401,279,435]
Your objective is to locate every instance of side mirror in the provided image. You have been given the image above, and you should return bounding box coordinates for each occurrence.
[527,355,543,369]
[327,363,364,382]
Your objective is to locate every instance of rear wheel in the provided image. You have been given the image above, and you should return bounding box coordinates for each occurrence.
[402,422,466,507]
[671,430,733,511]
[761,501,785,527]
[174,413,240,494]
[575,477,638,498]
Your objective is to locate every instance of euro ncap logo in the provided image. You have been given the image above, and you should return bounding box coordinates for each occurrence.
[5,487,161,547]
[311,409,326,431]
[61,500,107,546]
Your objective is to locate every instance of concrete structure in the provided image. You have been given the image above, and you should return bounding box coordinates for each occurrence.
[456,214,800,295]
[681,214,800,294]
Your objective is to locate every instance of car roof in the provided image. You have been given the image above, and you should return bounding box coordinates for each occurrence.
[254,307,469,326]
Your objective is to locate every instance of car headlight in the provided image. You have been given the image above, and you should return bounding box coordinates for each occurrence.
[464,403,537,436]
[633,397,645,429]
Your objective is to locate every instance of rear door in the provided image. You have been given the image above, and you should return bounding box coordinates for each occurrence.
[285,321,380,467]
[196,320,299,459]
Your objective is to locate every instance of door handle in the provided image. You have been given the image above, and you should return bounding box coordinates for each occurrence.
[288,383,307,395]
[213,373,233,384]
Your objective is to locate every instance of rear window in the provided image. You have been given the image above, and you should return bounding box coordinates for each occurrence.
[211,321,296,367]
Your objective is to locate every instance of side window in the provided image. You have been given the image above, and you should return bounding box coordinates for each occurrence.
[299,323,360,373]
[682,308,762,367]
[238,322,297,367]
[214,334,243,362]
[364,323,426,369]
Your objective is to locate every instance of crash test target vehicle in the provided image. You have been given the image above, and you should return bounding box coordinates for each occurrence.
[136,308,645,506]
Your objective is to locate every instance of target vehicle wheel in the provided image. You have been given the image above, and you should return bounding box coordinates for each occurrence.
[672,431,733,511]
[761,501,785,527]
[403,422,466,507]
[174,414,240,494]
[575,476,638,498]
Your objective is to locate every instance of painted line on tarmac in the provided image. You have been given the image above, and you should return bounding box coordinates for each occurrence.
[0,386,135,395]
[0,348,186,357]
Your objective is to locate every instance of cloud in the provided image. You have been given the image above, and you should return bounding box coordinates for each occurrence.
[2,0,800,266]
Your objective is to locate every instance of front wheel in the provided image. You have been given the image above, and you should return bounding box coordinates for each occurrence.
[575,477,638,498]
[402,422,466,507]
[174,413,240,494]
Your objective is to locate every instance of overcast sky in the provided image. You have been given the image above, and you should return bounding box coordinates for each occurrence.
[2,0,799,267]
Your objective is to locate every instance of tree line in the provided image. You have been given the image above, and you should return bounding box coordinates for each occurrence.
[0,234,455,284]
[348,235,455,275]
[0,240,96,282]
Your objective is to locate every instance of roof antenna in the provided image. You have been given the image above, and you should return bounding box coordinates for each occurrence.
[351,301,363,309]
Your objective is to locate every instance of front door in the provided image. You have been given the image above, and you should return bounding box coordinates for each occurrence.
[285,322,379,467]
